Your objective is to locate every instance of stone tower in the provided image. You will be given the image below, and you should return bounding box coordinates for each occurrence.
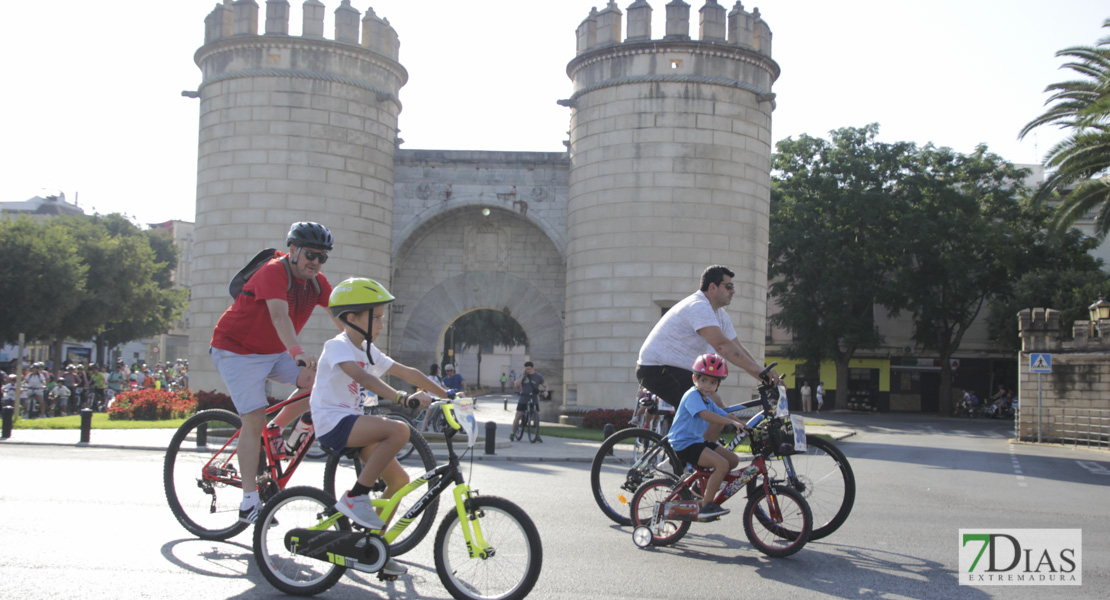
[562,1,779,406]
[187,0,406,393]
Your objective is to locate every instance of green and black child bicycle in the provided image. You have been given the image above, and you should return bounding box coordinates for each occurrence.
[252,395,543,600]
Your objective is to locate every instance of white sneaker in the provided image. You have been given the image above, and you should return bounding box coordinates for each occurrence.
[382,558,408,576]
[336,492,385,530]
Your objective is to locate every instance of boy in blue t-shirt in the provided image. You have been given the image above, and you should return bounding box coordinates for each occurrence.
[669,353,752,519]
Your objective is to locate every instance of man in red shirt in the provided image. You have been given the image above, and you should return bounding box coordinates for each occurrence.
[210,221,337,524]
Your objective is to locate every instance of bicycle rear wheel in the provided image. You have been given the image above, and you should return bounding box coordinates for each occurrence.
[387,413,417,461]
[253,486,349,596]
[752,434,855,540]
[743,485,811,558]
[434,495,543,600]
[322,424,439,556]
[527,408,541,443]
[629,477,691,547]
[164,409,249,540]
[590,428,682,526]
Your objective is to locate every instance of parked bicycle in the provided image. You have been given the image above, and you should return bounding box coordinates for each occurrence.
[253,396,543,600]
[590,363,855,540]
[163,391,436,544]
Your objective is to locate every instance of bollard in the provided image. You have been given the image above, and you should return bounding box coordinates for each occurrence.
[79,407,93,444]
[2,405,13,439]
[603,423,615,455]
[485,421,497,455]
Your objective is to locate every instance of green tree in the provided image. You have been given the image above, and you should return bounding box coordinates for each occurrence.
[1019,18,1110,235]
[985,224,1108,351]
[891,145,1033,414]
[443,309,529,385]
[769,124,913,400]
[0,217,87,345]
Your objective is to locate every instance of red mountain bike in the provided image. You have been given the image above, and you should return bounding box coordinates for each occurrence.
[163,390,437,549]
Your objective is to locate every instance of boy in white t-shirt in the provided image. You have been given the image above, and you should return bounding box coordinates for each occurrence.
[311,277,449,575]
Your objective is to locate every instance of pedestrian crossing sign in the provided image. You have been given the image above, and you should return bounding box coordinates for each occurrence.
[1030,353,1052,373]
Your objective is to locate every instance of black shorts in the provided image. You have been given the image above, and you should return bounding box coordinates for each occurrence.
[516,396,534,412]
[636,365,694,407]
[675,441,720,470]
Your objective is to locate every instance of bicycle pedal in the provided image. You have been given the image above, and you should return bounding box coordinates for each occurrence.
[376,573,400,582]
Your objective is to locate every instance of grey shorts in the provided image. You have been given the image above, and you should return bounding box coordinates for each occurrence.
[210,347,301,415]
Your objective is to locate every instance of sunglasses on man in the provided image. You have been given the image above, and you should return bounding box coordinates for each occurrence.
[302,249,328,264]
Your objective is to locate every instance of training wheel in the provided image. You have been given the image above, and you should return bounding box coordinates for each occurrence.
[632,526,654,548]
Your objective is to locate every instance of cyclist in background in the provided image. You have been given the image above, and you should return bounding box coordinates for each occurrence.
[210,222,336,524]
[510,361,547,441]
[311,277,448,576]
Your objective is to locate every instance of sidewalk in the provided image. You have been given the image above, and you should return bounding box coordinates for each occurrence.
[0,393,855,463]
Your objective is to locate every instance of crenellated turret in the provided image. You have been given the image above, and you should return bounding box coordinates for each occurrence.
[188,1,407,395]
[665,0,691,41]
[573,0,772,57]
[264,0,290,35]
[626,0,651,41]
[562,0,780,408]
[202,0,400,60]
[575,7,598,54]
[699,0,726,41]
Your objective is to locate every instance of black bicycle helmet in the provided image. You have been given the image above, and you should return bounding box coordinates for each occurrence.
[286,222,334,251]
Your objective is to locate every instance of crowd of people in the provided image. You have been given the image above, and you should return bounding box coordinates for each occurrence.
[1,358,189,418]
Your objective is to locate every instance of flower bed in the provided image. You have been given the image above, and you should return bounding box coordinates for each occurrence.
[108,389,196,421]
[581,408,634,430]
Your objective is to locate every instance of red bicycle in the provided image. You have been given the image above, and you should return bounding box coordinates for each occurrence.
[629,384,814,558]
[163,391,437,545]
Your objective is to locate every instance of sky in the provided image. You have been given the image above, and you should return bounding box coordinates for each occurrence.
[3,0,1107,225]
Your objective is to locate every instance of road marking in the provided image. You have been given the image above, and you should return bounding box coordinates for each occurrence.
[1009,445,1027,487]
[1075,460,1110,476]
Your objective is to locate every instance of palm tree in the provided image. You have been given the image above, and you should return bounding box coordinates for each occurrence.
[1020,18,1110,235]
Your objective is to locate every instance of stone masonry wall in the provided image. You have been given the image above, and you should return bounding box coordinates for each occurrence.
[188,0,406,395]
[1016,308,1110,444]
[563,1,780,407]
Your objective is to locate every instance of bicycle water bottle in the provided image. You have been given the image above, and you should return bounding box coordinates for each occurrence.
[287,413,313,453]
[265,422,286,461]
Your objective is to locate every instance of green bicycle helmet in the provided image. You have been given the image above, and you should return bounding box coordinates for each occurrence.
[328,277,395,320]
[329,277,394,365]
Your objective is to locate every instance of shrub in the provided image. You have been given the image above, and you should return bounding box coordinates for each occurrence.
[582,408,635,430]
[108,389,196,421]
[194,389,235,413]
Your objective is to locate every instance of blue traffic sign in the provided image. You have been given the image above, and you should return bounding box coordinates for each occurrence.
[1030,353,1052,373]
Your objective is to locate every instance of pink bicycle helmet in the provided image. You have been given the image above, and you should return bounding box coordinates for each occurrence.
[692,353,728,379]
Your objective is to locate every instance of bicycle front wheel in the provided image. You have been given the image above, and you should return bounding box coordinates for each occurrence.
[590,428,682,526]
[527,409,540,443]
[322,424,439,556]
[743,485,812,558]
[629,477,691,547]
[434,496,543,600]
[254,486,349,596]
[753,434,855,540]
[164,409,249,540]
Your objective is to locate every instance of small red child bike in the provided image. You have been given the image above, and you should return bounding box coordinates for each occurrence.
[629,384,814,558]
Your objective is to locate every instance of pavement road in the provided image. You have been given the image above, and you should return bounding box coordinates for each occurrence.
[1,408,1107,599]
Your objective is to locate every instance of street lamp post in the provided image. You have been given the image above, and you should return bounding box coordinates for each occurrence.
[1089,297,1110,337]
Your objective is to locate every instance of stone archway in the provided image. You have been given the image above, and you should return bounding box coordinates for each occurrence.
[391,271,564,419]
